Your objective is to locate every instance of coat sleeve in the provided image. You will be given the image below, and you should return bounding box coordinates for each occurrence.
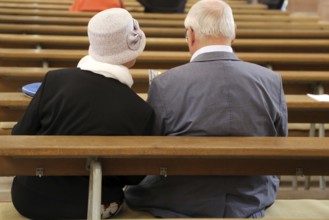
[275,77,288,137]
[12,74,48,135]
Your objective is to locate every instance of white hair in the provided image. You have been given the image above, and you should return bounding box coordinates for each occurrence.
[184,0,236,40]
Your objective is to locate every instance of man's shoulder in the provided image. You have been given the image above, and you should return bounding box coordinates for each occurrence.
[161,63,193,77]
[150,63,192,91]
[238,61,280,78]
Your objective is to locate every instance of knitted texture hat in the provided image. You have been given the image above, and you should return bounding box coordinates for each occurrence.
[88,8,146,65]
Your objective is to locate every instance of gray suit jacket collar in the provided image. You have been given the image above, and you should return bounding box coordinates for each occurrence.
[192,51,240,63]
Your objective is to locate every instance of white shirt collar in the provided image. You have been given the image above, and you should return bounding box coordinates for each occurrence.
[190,45,233,62]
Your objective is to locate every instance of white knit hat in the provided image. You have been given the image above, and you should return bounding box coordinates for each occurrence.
[87,8,146,65]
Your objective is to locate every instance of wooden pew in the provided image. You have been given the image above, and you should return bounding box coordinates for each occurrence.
[0,0,250,6]
[0,0,254,6]
[0,48,329,70]
[1,93,329,123]
[2,135,328,176]
[0,2,271,12]
[1,34,329,53]
[1,23,329,38]
[0,5,291,16]
[0,14,327,29]
[1,67,329,94]
[0,0,268,8]
[0,8,319,22]
[1,135,329,219]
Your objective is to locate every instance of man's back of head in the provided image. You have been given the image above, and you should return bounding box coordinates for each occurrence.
[184,0,236,51]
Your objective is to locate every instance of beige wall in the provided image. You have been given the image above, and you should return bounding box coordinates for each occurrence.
[287,0,329,21]
[318,0,329,21]
[287,0,319,12]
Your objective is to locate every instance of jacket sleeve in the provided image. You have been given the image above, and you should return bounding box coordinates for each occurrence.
[12,75,48,135]
[142,109,155,135]
[275,77,288,137]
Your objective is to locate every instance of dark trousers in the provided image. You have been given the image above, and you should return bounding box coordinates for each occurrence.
[11,175,144,219]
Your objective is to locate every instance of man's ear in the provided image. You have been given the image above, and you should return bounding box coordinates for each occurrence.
[232,23,237,44]
[188,27,196,46]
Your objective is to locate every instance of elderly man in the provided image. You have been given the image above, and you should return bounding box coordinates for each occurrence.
[125,0,287,218]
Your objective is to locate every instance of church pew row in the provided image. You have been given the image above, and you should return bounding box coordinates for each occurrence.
[1,135,329,219]
[0,0,268,9]
[0,92,327,136]
[0,92,328,137]
[1,34,329,53]
[0,6,278,16]
[0,15,327,29]
[0,4,290,16]
[0,8,319,22]
[0,2,270,13]
[1,23,329,38]
[1,92,329,123]
[0,67,329,94]
[0,48,328,70]
[0,0,254,5]
[0,0,250,6]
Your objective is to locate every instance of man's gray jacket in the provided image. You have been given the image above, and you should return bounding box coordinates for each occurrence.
[125,52,288,218]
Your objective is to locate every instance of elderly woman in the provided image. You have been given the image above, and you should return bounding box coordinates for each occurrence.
[11,8,153,219]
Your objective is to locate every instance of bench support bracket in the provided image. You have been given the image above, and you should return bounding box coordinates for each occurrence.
[87,158,102,220]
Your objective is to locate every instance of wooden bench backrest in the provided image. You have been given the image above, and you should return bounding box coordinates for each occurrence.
[1,34,329,53]
[1,67,329,94]
[2,23,329,38]
[0,48,329,70]
[1,136,329,176]
[0,14,327,29]
[0,8,318,22]
[1,93,329,123]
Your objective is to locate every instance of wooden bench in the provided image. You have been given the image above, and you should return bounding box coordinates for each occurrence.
[1,135,329,219]
[0,0,256,6]
[0,0,249,6]
[0,14,327,29]
[0,8,319,22]
[1,67,329,94]
[1,93,329,123]
[0,0,269,9]
[1,23,329,38]
[0,5,291,16]
[0,86,325,135]
[0,2,272,13]
[1,34,329,53]
[0,48,329,70]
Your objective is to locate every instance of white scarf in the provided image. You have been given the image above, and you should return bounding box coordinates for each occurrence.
[77,55,134,88]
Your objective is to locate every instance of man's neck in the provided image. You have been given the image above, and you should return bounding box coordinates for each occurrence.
[197,37,232,49]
